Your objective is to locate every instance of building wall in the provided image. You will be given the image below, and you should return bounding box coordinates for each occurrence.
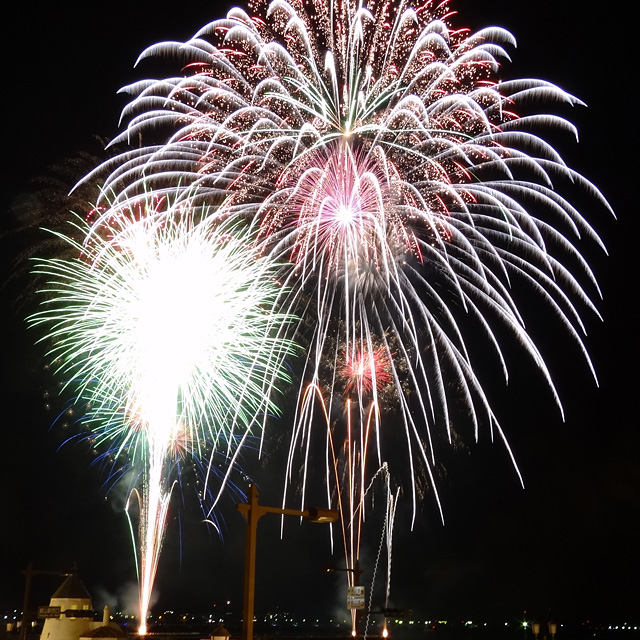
[40,597,94,640]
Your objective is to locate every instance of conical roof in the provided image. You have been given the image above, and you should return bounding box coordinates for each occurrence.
[51,573,92,601]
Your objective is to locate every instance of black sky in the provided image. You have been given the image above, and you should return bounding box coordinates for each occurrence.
[1,0,638,628]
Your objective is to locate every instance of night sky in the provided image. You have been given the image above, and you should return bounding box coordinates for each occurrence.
[1,0,637,628]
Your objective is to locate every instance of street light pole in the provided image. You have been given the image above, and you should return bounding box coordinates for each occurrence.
[237,484,337,640]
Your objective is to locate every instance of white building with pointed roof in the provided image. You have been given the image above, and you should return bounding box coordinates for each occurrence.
[40,575,123,640]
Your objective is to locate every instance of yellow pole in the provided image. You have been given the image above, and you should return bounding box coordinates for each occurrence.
[238,484,260,640]
[237,484,337,640]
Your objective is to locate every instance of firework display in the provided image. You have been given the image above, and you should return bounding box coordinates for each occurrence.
[33,0,611,630]
[86,0,609,462]
[30,200,297,631]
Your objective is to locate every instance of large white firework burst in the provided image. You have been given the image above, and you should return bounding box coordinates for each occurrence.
[80,0,611,522]
[30,197,298,631]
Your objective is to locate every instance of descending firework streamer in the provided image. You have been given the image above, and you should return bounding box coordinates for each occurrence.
[299,375,398,633]
[294,325,399,633]
[83,0,611,529]
[29,200,297,633]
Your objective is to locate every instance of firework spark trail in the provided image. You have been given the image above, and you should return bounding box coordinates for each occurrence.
[30,199,297,632]
[78,0,611,589]
[363,464,399,640]
[294,381,393,635]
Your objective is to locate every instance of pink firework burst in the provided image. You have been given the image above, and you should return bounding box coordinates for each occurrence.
[341,345,392,398]
[258,141,422,289]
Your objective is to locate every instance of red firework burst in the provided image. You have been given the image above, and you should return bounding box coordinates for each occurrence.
[342,345,392,397]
